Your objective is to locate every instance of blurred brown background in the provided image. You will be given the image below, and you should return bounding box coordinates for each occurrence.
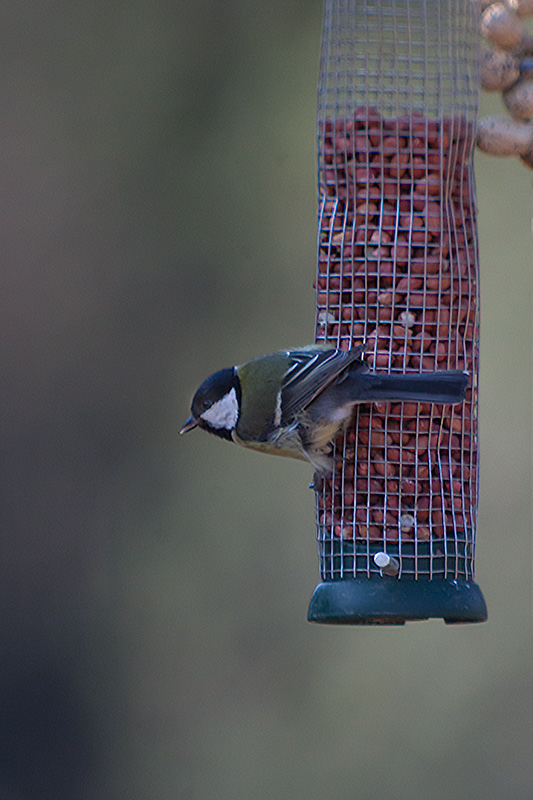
[0,2,531,799]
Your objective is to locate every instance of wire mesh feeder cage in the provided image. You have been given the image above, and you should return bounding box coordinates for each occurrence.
[307,0,488,624]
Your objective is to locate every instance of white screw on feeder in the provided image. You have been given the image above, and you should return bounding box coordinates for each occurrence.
[374,552,400,577]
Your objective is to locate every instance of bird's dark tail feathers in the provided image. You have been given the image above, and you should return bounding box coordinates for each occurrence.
[346,369,469,405]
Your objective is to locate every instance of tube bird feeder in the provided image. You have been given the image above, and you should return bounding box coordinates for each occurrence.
[307,0,488,624]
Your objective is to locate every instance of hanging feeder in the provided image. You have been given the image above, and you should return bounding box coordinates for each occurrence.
[307,0,487,624]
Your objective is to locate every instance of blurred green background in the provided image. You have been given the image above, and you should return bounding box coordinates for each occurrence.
[1,2,531,799]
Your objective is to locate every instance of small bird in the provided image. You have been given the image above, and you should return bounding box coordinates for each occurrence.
[180,344,468,472]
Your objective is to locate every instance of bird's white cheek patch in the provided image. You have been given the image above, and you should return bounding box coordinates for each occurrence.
[201,388,239,429]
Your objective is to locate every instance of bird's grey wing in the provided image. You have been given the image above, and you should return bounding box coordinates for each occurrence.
[280,345,365,424]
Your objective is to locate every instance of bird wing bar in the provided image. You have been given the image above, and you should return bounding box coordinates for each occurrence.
[280,345,364,423]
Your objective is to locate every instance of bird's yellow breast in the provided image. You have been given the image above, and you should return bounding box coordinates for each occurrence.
[231,428,308,462]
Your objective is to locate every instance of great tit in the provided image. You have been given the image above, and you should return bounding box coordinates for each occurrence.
[180,344,469,472]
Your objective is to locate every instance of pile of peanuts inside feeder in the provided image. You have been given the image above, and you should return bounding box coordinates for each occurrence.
[314,108,477,558]
[477,0,533,168]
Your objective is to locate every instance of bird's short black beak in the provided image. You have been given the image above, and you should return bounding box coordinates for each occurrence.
[179,416,198,434]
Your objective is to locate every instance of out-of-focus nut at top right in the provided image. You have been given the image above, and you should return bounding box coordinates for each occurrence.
[480,47,520,90]
[476,115,533,155]
[507,0,533,18]
[503,77,533,119]
[481,3,533,50]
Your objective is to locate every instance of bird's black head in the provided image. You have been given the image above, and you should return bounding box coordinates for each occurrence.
[180,367,241,441]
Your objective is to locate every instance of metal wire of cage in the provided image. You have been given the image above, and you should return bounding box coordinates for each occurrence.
[308,0,487,624]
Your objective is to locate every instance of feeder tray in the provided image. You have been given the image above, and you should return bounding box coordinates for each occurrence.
[308,0,487,625]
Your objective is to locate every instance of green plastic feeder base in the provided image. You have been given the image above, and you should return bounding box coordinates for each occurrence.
[307,578,487,625]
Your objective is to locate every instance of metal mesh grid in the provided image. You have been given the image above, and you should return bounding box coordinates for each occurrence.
[313,0,481,581]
